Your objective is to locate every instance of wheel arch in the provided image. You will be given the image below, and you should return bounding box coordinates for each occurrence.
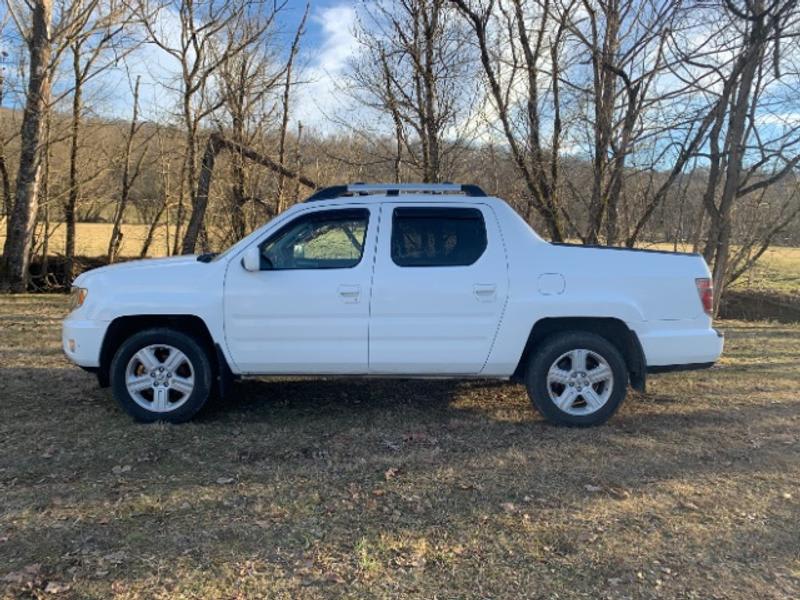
[512,317,646,391]
[98,314,231,390]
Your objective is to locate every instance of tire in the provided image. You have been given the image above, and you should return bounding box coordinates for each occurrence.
[525,331,628,427]
[110,328,213,423]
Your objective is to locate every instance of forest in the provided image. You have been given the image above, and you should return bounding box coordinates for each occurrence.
[1,0,799,316]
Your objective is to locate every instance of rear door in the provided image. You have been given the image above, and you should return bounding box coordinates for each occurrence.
[369,203,509,374]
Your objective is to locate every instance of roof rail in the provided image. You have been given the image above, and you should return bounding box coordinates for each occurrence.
[304,182,487,202]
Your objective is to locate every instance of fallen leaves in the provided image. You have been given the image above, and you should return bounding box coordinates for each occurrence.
[583,483,631,499]
[3,298,800,599]
[45,581,71,594]
[383,467,401,481]
[0,564,56,594]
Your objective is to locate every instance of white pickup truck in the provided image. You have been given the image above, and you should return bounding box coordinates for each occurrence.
[63,183,723,426]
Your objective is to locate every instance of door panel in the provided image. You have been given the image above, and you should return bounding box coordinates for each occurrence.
[223,207,376,374]
[369,203,509,374]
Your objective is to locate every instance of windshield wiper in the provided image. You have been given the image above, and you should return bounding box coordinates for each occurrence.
[196,253,218,263]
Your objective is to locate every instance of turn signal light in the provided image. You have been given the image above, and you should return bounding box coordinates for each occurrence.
[69,287,88,311]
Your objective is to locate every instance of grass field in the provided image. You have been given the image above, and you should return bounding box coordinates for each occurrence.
[3,220,799,294]
[640,243,800,294]
[727,245,800,294]
[0,221,175,259]
[1,295,799,598]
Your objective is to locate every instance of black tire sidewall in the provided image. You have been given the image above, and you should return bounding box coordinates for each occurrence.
[526,331,628,427]
[110,328,213,423]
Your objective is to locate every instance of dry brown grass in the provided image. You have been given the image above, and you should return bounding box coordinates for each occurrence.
[4,219,799,294]
[0,221,174,259]
[1,295,800,599]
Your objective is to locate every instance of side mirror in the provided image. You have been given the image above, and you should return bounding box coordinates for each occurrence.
[242,246,262,272]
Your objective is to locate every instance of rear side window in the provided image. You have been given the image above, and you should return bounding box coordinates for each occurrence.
[391,207,487,267]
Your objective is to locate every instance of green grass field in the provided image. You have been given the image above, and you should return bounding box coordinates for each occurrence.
[1,295,799,598]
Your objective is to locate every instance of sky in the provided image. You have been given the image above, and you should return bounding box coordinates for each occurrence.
[0,0,360,130]
[2,0,797,161]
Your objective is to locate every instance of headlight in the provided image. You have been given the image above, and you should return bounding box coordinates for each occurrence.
[69,287,88,311]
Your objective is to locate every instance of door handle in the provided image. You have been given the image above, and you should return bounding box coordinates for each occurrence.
[473,283,497,302]
[338,284,361,303]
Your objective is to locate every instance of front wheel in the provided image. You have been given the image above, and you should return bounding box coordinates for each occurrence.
[525,331,628,427]
[110,328,213,423]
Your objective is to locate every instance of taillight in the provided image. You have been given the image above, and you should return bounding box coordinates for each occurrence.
[695,278,713,316]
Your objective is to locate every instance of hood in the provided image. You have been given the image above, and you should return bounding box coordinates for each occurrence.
[73,255,201,287]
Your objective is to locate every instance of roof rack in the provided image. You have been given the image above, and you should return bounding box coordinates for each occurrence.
[304,182,487,202]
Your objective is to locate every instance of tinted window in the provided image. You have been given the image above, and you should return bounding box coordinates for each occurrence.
[260,209,368,270]
[391,207,487,267]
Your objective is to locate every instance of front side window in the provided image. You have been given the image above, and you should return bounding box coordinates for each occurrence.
[391,207,487,267]
[260,208,369,270]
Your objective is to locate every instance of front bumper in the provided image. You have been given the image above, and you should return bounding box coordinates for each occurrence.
[62,317,108,368]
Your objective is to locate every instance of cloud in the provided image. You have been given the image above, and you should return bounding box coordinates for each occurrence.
[97,7,186,122]
[292,3,359,131]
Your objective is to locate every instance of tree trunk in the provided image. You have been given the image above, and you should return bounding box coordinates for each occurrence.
[291,122,304,204]
[193,133,316,228]
[180,121,201,254]
[1,0,53,292]
[420,1,441,182]
[108,76,141,263]
[65,42,82,284]
[0,148,10,221]
[707,18,764,315]
[139,203,166,258]
[274,6,306,214]
[0,68,11,220]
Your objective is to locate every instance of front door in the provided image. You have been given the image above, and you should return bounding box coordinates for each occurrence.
[369,203,509,374]
[223,206,375,374]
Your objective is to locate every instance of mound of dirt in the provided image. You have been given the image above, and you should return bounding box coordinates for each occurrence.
[28,255,115,292]
[720,289,800,323]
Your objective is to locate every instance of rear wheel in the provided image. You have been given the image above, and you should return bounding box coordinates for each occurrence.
[525,331,627,427]
[110,328,213,423]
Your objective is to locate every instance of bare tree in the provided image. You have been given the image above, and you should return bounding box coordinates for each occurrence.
[0,48,12,219]
[136,0,275,255]
[274,5,307,213]
[562,0,675,244]
[1,0,120,290]
[64,0,130,281]
[346,0,477,183]
[139,125,173,258]
[696,0,800,312]
[108,76,148,262]
[213,6,306,238]
[452,0,574,240]
[1,0,55,291]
